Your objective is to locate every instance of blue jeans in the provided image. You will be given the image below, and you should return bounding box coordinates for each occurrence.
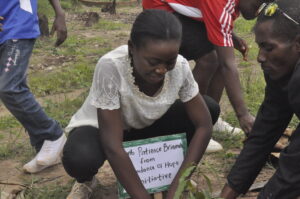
[0,39,63,151]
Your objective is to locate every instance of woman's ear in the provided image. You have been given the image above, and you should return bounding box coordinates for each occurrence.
[128,40,133,49]
[128,40,134,57]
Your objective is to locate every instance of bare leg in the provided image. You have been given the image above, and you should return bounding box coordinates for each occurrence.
[193,50,218,95]
[207,64,224,103]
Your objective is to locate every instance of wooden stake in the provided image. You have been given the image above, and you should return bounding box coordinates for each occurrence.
[154,192,163,199]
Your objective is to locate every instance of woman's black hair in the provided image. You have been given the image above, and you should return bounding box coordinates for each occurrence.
[130,9,182,49]
[254,0,300,41]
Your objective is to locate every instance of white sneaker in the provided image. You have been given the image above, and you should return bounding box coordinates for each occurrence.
[213,118,243,135]
[36,134,67,166]
[205,138,223,153]
[23,154,61,173]
[66,177,99,199]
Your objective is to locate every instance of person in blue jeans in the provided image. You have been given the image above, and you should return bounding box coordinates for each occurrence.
[0,0,67,173]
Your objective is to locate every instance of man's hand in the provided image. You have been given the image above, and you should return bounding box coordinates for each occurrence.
[49,0,68,46]
[233,33,249,61]
[0,16,4,32]
[238,112,255,136]
[220,184,240,199]
[50,12,67,46]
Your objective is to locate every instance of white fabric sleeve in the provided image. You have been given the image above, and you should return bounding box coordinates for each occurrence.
[90,58,121,110]
[179,58,199,102]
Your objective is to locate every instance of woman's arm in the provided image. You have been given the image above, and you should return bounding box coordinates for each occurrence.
[215,46,254,135]
[166,94,213,199]
[97,108,151,199]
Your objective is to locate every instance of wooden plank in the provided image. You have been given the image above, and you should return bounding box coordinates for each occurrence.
[153,192,163,199]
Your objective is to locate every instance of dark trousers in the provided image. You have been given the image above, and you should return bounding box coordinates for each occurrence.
[228,125,300,199]
[62,96,220,183]
[173,12,214,61]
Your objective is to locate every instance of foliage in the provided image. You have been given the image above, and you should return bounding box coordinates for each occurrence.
[174,165,224,199]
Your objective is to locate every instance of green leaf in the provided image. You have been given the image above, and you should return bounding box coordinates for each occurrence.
[175,164,197,199]
[188,191,197,199]
[174,180,187,199]
[195,191,205,199]
[186,180,197,193]
[180,165,196,180]
[203,190,212,198]
[202,173,212,193]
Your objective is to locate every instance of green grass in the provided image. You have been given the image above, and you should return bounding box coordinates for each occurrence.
[93,19,129,30]
[44,92,88,128]
[0,116,21,130]
[0,128,30,160]
[23,181,73,199]
[28,60,94,96]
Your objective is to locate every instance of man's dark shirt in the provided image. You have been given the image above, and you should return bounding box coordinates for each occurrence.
[227,59,300,194]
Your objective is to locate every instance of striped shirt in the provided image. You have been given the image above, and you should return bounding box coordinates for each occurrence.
[143,0,240,47]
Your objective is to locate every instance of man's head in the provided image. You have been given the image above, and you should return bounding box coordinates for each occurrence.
[253,0,300,80]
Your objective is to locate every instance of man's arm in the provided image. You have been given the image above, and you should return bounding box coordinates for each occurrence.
[166,94,212,199]
[215,46,254,134]
[220,76,293,199]
[48,0,67,46]
[97,108,152,199]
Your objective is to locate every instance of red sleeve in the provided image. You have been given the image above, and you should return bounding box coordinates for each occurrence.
[200,0,239,47]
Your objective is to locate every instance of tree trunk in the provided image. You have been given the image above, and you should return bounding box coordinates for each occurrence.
[101,0,116,15]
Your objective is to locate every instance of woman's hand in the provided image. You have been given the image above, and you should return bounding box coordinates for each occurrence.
[238,112,255,136]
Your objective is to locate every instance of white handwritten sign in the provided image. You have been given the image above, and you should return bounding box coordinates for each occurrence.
[118,133,187,199]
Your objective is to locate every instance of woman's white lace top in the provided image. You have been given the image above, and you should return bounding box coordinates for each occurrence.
[65,45,199,132]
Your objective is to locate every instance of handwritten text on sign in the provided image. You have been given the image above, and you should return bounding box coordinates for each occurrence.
[118,134,187,198]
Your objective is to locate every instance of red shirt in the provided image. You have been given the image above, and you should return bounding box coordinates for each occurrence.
[143,0,240,47]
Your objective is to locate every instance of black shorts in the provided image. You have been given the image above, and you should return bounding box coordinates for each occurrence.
[173,12,214,61]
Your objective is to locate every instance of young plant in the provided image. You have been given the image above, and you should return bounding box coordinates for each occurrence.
[174,164,224,199]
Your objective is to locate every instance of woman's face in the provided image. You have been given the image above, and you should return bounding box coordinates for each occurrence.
[255,20,300,80]
[129,39,180,85]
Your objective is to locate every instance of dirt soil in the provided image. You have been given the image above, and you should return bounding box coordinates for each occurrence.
[0,4,275,199]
